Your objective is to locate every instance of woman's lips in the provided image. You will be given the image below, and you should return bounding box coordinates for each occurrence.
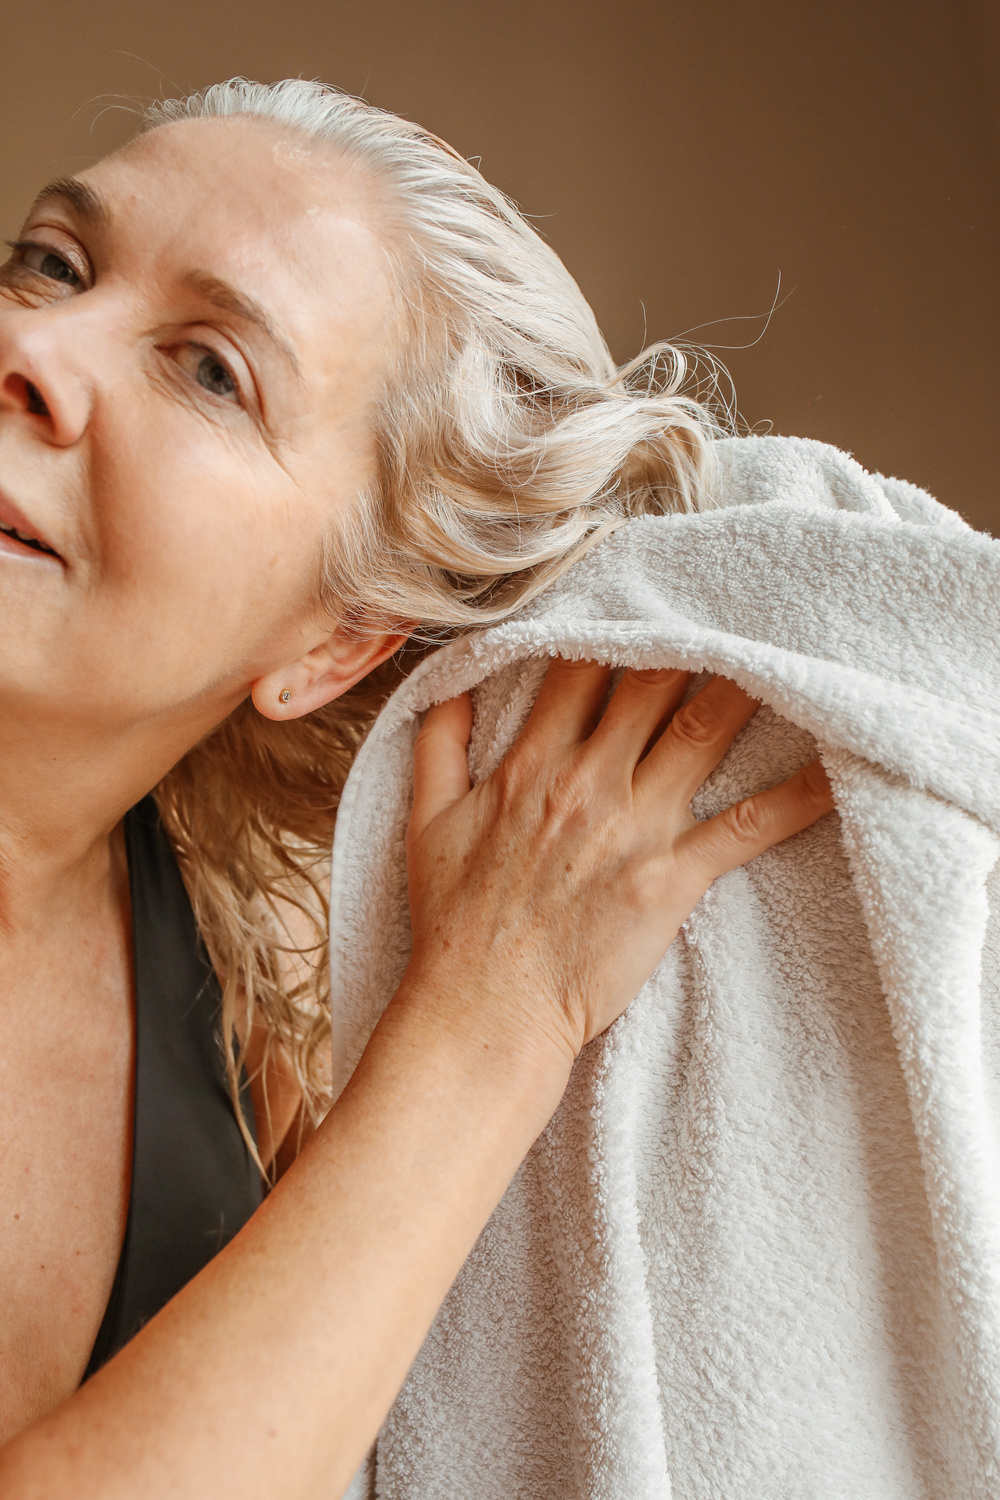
[0,490,63,562]
[0,523,61,560]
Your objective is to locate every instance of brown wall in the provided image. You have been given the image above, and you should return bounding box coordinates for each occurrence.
[2,0,996,530]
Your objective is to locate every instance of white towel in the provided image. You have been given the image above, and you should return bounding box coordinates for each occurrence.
[330,435,1000,1499]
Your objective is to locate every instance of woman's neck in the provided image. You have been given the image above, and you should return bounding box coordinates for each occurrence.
[0,689,233,927]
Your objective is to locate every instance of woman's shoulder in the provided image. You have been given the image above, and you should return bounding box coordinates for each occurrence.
[708,432,971,533]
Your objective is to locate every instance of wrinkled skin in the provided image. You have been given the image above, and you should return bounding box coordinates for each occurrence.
[0,114,404,752]
[408,664,832,1063]
[0,114,406,1433]
[0,111,832,1500]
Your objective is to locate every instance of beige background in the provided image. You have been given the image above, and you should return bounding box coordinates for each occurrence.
[1,0,996,530]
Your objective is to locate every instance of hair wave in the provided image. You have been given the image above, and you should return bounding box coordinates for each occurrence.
[143,78,726,1163]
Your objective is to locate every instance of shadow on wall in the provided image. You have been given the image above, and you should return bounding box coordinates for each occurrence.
[1,0,996,532]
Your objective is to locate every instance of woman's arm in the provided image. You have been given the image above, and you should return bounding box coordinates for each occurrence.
[0,665,832,1500]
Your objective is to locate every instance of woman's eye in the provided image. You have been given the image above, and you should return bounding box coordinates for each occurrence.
[173,345,242,404]
[20,245,81,287]
[196,352,238,400]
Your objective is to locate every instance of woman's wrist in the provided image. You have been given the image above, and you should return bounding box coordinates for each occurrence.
[378,959,577,1132]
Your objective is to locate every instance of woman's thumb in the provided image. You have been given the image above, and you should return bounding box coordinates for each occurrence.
[409,693,474,838]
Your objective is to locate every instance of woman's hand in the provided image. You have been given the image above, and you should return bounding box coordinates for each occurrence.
[406,660,833,1066]
[0,663,834,1500]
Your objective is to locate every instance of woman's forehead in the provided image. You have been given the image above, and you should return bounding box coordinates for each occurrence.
[70,116,399,386]
[86,115,383,256]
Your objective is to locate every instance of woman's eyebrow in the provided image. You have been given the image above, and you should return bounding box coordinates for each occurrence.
[25,180,303,382]
[184,270,302,379]
[30,176,110,228]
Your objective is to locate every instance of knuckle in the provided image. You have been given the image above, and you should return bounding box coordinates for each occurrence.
[626,666,685,691]
[496,742,539,799]
[544,764,595,825]
[547,654,600,680]
[724,795,767,842]
[619,856,664,912]
[669,696,724,748]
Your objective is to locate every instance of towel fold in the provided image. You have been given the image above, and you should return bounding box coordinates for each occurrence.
[331,436,1000,1499]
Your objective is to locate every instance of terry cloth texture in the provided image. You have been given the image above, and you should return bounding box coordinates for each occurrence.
[331,435,1000,1500]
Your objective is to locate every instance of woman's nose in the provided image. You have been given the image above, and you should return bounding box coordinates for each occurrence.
[0,305,93,446]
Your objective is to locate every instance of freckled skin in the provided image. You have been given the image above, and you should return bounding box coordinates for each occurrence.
[0,115,405,1436]
[0,113,833,1500]
[0,116,404,733]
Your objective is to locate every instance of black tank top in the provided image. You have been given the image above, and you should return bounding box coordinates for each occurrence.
[83,796,262,1378]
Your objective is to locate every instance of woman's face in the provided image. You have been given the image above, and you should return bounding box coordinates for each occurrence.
[0,115,399,747]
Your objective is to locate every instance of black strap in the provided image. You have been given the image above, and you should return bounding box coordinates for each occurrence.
[83,797,262,1377]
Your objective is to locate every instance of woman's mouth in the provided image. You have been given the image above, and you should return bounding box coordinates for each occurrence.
[0,519,58,556]
[0,492,63,562]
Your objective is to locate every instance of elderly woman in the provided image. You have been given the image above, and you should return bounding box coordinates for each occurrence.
[0,78,836,1496]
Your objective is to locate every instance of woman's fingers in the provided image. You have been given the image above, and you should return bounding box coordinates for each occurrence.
[679,759,834,879]
[636,676,759,805]
[409,694,474,840]
[519,657,612,750]
[590,667,692,764]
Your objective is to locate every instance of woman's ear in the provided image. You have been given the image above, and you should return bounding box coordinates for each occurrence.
[250,627,411,721]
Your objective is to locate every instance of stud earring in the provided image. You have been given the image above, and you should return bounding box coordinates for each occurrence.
[279,688,291,704]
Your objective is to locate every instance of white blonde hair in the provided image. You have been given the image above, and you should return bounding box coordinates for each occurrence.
[143,78,723,1158]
